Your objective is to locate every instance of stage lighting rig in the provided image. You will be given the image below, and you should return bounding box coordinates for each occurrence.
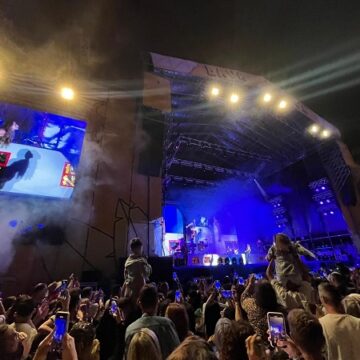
[60,86,75,101]
[278,99,288,110]
[263,93,273,103]
[229,93,240,104]
[308,124,320,135]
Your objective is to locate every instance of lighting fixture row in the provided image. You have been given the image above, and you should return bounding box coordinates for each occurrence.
[307,124,332,139]
[208,85,290,111]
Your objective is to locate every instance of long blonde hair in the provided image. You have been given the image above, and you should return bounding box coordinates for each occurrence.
[127,328,162,360]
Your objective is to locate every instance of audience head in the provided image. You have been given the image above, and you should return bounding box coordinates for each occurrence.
[138,285,158,315]
[318,282,343,312]
[222,306,235,320]
[187,290,201,310]
[288,309,325,357]
[167,335,217,360]
[254,280,279,312]
[81,287,93,300]
[13,295,36,321]
[127,328,161,360]
[205,301,221,338]
[69,322,96,360]
[274,233,291,251]
[2,296,16,311]
[69,289,81,314]
[0,324,22,355]
[130,238,143,256]
[158,282,169,297]
[214,318,232,352]
[165,303,190,342]
[31,283,48,304]
[219,320,255,360]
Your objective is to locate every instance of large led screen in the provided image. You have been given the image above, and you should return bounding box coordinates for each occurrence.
[0,103,86,199]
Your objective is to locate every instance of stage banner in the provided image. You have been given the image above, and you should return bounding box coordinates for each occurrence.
[149,52,267,86]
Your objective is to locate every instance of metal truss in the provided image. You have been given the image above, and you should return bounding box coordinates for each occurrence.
[169,135,272,162]
[164,175,216,187]
[318,142,351,194]
[167,158,252,178]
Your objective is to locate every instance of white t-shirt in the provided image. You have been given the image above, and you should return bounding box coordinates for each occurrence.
[319,313,360,360]
[10,322,38,359]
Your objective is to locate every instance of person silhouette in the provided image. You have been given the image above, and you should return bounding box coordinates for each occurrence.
[0,150,33,189]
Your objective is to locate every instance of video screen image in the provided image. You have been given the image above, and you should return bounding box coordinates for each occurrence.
[0,102,87,199]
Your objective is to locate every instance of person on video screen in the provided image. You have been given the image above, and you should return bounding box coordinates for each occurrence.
[0,121,19,146]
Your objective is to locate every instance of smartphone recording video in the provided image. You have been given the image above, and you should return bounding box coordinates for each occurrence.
[110,300,118,316]
[221,290,232,299]
[214,280,221,290]
[175,290,181,303]
[267,312,286,347]
[53,311,69,343]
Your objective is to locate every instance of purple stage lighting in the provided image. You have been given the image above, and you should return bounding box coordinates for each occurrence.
[330,211,334,215]
[321,186,326,190]
[323,212,328,216]
[320,201,324,205]
[326,199,331,203]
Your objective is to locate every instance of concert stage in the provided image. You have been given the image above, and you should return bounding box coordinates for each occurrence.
[139,53,360,270]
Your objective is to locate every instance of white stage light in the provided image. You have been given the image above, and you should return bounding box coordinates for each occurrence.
[309,124,320,135]
[320,129,331,139]
[229,93,240,104]
[60,87,75,100]
[211,87,220,96]
[263,93,272,103]
[278,99,287,109]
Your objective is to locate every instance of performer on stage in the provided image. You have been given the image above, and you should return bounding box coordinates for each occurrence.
[123,238,152,300]
[266,233,317,286]
[245,243,251,263]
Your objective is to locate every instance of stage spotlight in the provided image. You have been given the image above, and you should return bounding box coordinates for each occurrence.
[320,129,331,139]
[263,93,272,103]
[229,93,240,104]
[60,87,75,100]
[210,86,220,97]
[309,124,320,135]
[278,99,288,110]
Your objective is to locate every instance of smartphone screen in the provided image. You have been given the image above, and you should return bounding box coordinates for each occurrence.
[175,290,181,302]
[59,280,68,295]
[221,290,232,299]
[214,280,221,290]
[53,312,69,343]
[110,300,118,315]
[267,312,286,346]
[238,277,244,285]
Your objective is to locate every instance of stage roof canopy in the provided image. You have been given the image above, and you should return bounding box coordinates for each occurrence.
[145,52,341,184]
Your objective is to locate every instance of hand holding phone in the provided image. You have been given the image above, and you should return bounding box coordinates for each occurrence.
[267,312,286,347]
[221,290,232,299]
[110,300,118,316]
[53,311,70,344]
[214,280,221,291]
[175,290,181,303]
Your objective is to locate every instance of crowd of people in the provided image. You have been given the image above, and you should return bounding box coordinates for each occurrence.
[1,234,360,359]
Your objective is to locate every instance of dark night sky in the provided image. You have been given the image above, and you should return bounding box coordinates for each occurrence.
[2,0,360,156]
